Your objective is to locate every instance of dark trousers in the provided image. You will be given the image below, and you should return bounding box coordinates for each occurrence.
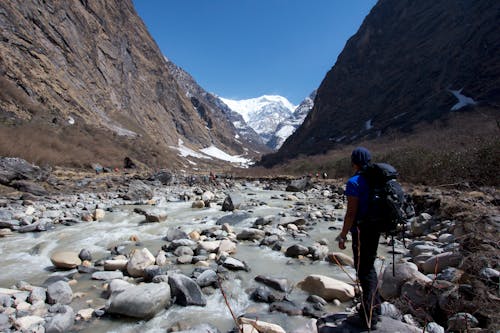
[351,225,382,318]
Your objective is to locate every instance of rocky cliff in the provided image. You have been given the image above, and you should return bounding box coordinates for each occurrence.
[261,0,500,166]
[0,0,253,169]
[164,59,270,155]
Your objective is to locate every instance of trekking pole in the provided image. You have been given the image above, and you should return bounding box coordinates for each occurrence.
[392,234,396,277]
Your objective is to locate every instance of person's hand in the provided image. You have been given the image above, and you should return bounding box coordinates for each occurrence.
[336,234,347,250]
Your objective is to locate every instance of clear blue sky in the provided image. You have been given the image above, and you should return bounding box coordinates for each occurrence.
[132,0,377,105]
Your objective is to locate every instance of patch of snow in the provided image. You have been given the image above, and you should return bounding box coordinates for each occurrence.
[200,145,253,167]
[169,139,212,160]
[276,125,295,140]
[220,95,297,122]
[235,134,240,139]
[365,119,373,130]
[68,116,75,125]
[449,89,477,111]
[187,160,197,165]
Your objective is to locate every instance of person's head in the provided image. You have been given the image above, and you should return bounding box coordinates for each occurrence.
[351,147,371,170]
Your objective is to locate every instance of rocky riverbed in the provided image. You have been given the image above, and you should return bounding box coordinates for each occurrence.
[0,158,498,332]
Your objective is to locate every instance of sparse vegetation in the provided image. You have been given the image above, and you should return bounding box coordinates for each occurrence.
[242,108,500,186]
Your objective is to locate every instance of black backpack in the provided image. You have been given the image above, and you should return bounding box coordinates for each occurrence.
[360,163,414,234]
[360,163,415,275]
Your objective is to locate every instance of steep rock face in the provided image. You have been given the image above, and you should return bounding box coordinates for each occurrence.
[0,0,251,168]
[262,0,500,165]
[165,59,270,155]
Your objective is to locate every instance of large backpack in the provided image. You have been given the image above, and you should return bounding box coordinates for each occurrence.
[360,163,414,234]
[360,163,415,276]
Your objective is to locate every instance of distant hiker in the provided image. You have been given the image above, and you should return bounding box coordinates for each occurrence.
[337,147,381,329]
[322,172,328,179]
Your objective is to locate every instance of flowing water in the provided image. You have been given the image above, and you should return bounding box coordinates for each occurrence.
[0,183,389,332]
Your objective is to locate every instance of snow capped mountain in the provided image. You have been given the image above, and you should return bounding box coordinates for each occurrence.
[220,95,297,145]
[267,90,316,150]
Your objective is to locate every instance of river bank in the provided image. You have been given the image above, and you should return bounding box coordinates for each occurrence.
[0,159,498,332]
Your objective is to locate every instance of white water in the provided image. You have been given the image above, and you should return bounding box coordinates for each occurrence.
[0,184,387,332]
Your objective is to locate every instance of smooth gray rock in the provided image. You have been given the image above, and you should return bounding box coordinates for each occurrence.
[216,211,251,226]
[168,273,206,306]
[236,228,266,241]
[91,271,124,281]
[196,269,218,288]
[380,262,431,299]
[164,228,189,241]
[286,177,312,192]
[0,313,8,331]
[255,275,291,292]
[29,287,47,303]
[123,180,154,201]
[425,322,445,333]
[106,282,171,318]
[222,257,248,271]
[285,244,310,257]
[46,281,73,305]
[45,304,75,333]
[221,192,243,211]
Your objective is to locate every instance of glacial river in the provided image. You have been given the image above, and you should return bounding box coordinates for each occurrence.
[0,183,389,332]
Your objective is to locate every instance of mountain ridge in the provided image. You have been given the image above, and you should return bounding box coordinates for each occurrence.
[0,0,262,169]
[261,0,500,166]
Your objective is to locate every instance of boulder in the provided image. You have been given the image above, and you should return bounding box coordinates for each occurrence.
[421,252,462,274]
[46,281,73,305]
[144,209,167,222]
[297,275,355,302]
[104,259,128,271]
[0,157,45,185]
[380,262,432,299]
[216,211,251,226]
[91,271,124,281]
[196,269,218,288]
[45,304,75,333]
[239,317,286,333]
[164,228,189,241]
[152,169,173,185]
[106,282,171,319]
[127,248,156,277]
[285,244,309,257]
[50,251,82,269]
[286,177,312,192]
[198,240,221,253]
[218,239,236,254]
[255,275,291,292]
[14,315,45,332]
[222,257,248,271]
[93,208,105,221]
[222,192,243,211]
[325,252,354,267]
[123,180,154,201]
[237,228,266,241]
[168,273,206,306]
[11,180,48,196]
[191,200,205,209]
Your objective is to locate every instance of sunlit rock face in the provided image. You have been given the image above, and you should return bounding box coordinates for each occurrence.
[261,0,500,166]
[0,0,257,168]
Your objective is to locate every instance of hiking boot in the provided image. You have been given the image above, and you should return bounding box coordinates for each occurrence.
[344,313,379,330]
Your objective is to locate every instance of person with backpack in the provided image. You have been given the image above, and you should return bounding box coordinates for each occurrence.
[337,147,381,329]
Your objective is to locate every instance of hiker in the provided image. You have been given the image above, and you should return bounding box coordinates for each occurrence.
[337,147,381,329]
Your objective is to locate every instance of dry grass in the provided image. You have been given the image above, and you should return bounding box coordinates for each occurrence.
[0,122,178,169]
[248,108,500,186]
